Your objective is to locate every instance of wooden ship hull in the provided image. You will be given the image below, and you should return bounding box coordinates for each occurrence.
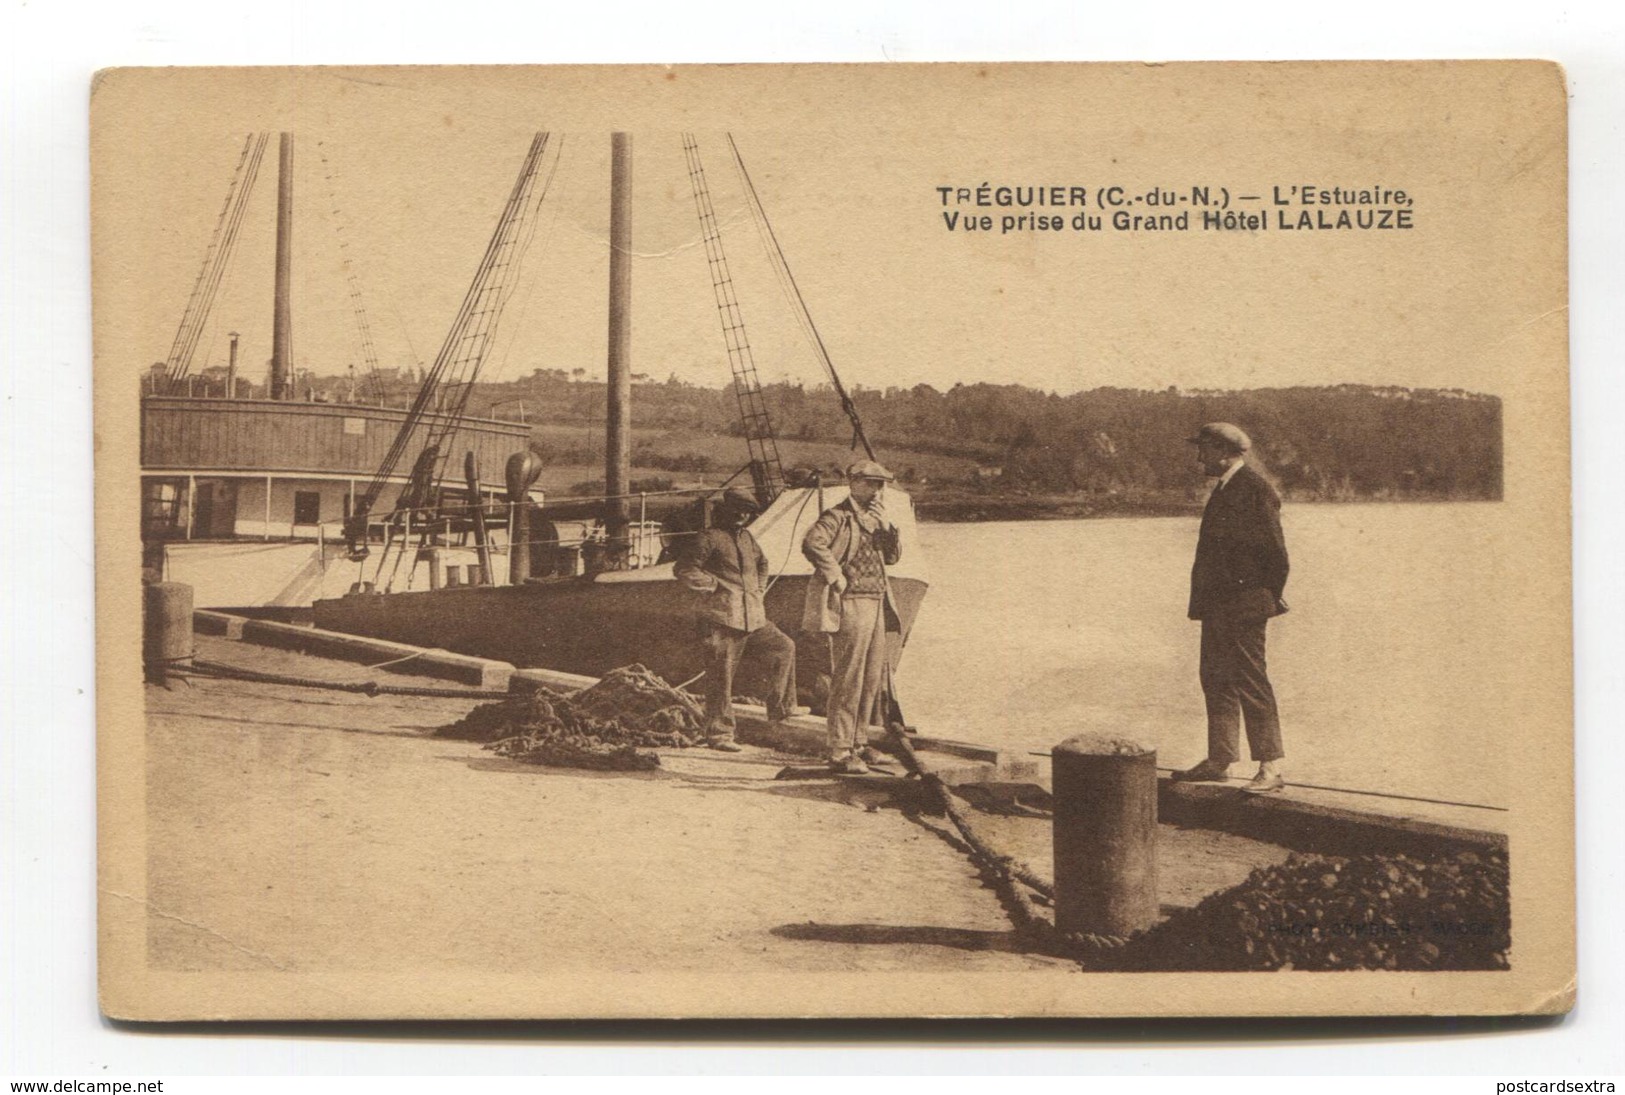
[313,564,929,709]
[314,477,930,709]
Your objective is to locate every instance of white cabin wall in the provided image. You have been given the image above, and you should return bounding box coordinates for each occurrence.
[233,478,355,540]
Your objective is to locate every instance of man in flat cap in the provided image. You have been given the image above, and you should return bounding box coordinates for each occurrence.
[801,460,904,774]
[674,486,798,751]
[1174,423,1291,793]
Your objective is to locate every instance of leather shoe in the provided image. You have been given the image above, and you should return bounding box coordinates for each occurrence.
[708,739,744,753]
[1242,771,1285,794]
[831,755,870,775]
[857,746,893,767]
[1171,759,1232,783]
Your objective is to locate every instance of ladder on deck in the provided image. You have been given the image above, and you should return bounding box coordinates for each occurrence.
[681,133,785,505]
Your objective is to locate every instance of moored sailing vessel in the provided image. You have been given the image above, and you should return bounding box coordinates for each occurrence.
[141,129,928,704]
[313,132,928,704]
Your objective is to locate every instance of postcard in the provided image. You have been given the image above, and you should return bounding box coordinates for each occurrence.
[94,61,1572,1019]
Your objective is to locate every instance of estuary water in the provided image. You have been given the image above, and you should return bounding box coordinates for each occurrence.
[896,503,1510,808]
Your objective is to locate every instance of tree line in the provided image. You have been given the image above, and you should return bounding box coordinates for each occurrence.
[468,371,1502,502]
[195,363,1501,503]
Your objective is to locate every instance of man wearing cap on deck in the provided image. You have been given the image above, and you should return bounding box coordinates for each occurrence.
[802,460,904,775]
[674,486,799,752]
[1173,422,1292,794]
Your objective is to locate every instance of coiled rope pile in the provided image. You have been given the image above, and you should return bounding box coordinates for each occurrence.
[437,664,709,771]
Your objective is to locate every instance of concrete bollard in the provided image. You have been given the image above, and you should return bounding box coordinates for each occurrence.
[143,581,194,684]
[1051,733,1158,938]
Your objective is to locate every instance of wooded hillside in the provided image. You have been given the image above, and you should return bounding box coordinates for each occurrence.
[467,371,1502,503]
[212,364,1502,508]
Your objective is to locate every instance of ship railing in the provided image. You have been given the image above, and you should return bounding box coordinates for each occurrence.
[336,470,836,590]
[139,375,533,421]
[354,479,802,572]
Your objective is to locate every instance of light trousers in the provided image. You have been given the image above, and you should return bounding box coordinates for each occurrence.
[825,595,889,760]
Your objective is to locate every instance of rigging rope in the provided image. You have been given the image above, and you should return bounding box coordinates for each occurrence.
[486,137,568,392]
[760,486,817,595]
[727,134,876,460]
[418,133,560,493]
[161,133,270,391]
[344,133,557,578]
[315,139,389,404]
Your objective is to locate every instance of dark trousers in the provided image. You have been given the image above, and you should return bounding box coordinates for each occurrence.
[1199,615,1284,764]
[701,621,798,740]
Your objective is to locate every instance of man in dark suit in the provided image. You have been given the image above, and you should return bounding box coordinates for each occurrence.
[1172,422,1291,794]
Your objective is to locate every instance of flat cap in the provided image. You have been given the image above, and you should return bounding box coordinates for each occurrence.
[846,459,895,482]
[1185,422,1252,453]
[718,486,762,513]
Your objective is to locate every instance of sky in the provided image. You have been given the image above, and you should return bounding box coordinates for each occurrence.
[95,65,1563,400]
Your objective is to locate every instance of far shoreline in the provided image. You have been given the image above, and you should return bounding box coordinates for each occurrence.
[912,492,1502,524]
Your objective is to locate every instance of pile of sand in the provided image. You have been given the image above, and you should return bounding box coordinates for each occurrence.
[437,664,707,771]
[1109,851,1510,971]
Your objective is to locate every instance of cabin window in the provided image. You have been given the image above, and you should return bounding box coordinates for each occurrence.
[293,491,321,526]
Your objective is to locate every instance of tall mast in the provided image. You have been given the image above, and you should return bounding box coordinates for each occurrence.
[604,132,633,561]
[270,132,294,401]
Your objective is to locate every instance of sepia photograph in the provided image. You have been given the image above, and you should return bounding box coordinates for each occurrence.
[91,61,1572,1020]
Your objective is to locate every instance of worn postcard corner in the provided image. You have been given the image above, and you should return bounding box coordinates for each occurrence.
[94,60,1572,1021]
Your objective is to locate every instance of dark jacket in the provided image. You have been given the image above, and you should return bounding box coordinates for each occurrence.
[674,526,771,632]
[800,499,902,633]
[1188,463,1290,621]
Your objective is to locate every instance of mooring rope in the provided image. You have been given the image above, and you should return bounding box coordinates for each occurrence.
[885,725,1132,962]
[177,659,507,700]
[884,724,1124,961]
[363,649,427,671]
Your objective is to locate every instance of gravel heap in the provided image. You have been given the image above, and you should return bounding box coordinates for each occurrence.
[1107,851,1510,972]
[438,664,708,771]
